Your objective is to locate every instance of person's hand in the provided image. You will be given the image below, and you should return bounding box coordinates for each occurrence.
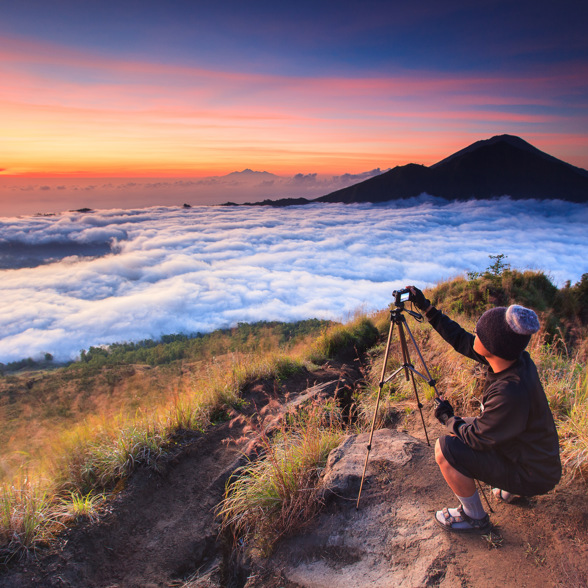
[407,286,431,312]
[434,398,454,425]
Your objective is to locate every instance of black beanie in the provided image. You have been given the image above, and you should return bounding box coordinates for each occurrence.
[476,305,540,360]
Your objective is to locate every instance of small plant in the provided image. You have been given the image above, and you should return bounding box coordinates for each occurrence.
[481,530,503,549]
[525,542,546,566]
[487,254,511,277]
[57,491,104,524]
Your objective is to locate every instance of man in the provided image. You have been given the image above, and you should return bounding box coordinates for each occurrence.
[408,286,561,533]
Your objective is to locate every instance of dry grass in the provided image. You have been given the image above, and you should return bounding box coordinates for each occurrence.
[217,400,345,554]
[307,315,379,365]
[0,475,62,564]
[0,317,369,559]
[0,365,186,483]
[558,367,588,481]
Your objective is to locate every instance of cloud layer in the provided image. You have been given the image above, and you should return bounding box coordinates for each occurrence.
[1,198,587,363]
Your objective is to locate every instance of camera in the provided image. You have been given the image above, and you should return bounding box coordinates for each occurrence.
[393,288,412,307]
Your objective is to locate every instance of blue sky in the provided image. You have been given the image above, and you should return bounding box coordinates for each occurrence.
[5,0,586,73]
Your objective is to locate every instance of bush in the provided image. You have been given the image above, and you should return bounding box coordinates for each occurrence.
[308,317,379,364]
[426,259,587,353]
[430,269,558,318]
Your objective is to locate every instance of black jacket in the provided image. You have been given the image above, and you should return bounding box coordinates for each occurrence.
[427,307,561,491]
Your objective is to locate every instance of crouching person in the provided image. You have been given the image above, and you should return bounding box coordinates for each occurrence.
[408,286,561,534]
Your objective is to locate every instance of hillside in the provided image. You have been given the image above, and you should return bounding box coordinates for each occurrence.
[1,357,587,587]
[1,269,587,587]
[0,360,362,587]
[257,135,588,205]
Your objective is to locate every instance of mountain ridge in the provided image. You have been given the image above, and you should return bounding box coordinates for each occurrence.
[249,135,588,205]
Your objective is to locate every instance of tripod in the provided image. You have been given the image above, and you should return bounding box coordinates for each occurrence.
[356,301,441,509]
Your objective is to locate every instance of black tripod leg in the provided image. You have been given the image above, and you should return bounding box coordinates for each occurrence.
[356,316,395,509]
[399,321,411,382]
[407,370,430,446]
[397,321,430,446]
[403,319,441,398]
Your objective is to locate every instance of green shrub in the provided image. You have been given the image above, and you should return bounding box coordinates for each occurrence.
[308,317,379,364]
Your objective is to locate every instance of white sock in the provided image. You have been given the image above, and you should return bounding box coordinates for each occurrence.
[456,490,486,519]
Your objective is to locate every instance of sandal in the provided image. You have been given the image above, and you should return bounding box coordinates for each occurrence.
[434,504,491,534]
[492,488,516,504]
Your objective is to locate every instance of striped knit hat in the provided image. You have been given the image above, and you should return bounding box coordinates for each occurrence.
[476,305,540,360]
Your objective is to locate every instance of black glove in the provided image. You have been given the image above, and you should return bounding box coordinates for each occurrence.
[434,398,454,425]
[408,286,431,312]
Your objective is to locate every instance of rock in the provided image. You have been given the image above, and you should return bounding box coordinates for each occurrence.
[246,429,456,587]
[321,429,418,497]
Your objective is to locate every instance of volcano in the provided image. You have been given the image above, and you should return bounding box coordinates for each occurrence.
[314,135,588,204]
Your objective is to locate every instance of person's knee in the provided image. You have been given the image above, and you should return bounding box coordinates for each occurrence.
[435,438,446,467]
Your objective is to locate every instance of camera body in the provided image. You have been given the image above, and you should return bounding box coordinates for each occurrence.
[393,288,412,307]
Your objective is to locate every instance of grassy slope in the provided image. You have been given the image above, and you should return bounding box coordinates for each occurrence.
[1,265,587,560]
[220,266,588,551]
[0,316,378,559]
[0,320,331,481]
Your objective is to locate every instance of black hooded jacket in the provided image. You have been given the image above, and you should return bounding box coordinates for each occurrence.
[427,307,561,492]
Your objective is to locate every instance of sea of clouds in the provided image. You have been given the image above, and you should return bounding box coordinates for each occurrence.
[1,197,587,363]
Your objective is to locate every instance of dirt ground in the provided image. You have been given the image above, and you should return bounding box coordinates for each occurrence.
[245,425,588,588]
[1,357,587,588]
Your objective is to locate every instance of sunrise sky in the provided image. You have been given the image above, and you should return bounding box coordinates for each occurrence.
[2,0,588,181]
[2,0,588,360]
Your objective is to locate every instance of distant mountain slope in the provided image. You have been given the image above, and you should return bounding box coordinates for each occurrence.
[315,135,588,204]
[224,169,279,180]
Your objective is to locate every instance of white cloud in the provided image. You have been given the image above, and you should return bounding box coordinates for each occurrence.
[0,197,587,363]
